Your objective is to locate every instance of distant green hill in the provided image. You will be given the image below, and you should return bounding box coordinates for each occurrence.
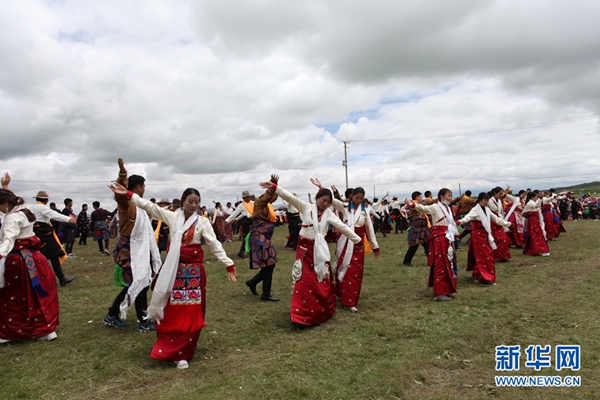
[555,181,600,195]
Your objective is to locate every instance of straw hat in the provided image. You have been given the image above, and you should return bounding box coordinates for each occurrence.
[242,191,252,198]
[33,190,49,199]
[157,197,171,206]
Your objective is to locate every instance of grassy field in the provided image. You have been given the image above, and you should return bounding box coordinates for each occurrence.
[1,220,599,400]
[555,181,600,196]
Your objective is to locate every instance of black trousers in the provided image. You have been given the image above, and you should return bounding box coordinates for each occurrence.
[108,286,149,322]
[287,215,301,249]
[97,239,109,253]
[64,241,74,255]
[247,265,276,296]
[79,230,88,245]
[238,217,252,256]
[403,243,429,265]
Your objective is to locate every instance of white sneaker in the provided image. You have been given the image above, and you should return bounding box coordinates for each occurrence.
[0,337,10,344]
[174,360,188,369]
[541,252,550,257]
[37,332,58,341]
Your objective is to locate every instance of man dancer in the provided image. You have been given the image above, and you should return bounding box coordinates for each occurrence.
[91,201,113,255]
[103,158,160,332]
[226,190,254,258]
[30,190,76,286]
[284,192,301,250]
[60,198,78,258]
[403,191,430,266]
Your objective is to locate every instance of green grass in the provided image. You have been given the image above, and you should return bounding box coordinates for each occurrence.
[555,181,600,195]
[1,221,599,399]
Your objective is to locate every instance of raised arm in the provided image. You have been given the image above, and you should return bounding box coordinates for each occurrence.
[39,205,73,224]
[225,203,244,223]
[458,208,478,225]
[490,212,511,227]
[260,182,312,213]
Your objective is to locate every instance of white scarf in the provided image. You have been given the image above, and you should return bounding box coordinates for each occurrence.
[437,202,459,242]
[311,204,331,282]
[147,211,198,323]
[119,207,162,319]
[335,205,363,282]
[505,199,521,221]
[475,204,497,250]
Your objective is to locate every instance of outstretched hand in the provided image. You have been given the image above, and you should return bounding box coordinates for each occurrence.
[108,182,128,195]
[259,181,274,190]
[270,174,279,184]
[1,172,11,189]
[310,178,323,189]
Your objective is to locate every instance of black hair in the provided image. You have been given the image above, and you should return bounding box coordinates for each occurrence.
[93,201,100,208]
[316,188,332,202]
[373,197,379,203]
[82,204,88,208]
[526,192,537,203]
[0,189,35,222]
[465,190,472,196]
[518,190,526,196]
[181,188,201,205]
[150,198,156,202]
[491,186,503,195]
[50,202,56,207]
[437,188,451,201]
[549,188,556,193]
[424,191,432,198]
[127,175,145,191]
[64,198,73,206]
[215,202,221,208]
[352,187,365,196]
[344,188,354,199]
[411,191,422,200]
[35,197,48,204]
[227,202,231,206]
[477,192,489,203]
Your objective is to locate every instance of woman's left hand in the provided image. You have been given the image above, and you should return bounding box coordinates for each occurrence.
[1,172,11,189]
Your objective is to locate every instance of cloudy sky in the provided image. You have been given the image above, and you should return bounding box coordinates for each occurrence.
[2,0,600,208]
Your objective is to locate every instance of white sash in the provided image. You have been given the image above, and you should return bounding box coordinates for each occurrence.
[505,199,521,221]
[475,205,497,250]
[437,202,459,242]
[311,205,331,282]
[119,207,162,319]
[335,205,363,282]
[147,211,198,323]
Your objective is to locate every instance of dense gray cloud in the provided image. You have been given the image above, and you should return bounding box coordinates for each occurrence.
[0,0,599,208]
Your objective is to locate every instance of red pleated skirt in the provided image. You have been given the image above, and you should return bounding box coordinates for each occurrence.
[0,237,59,340]
[467,221,496,283]
[523,212,549,255]
[291,237,336,326]
[427,226,457,297]
[336,226,366,307]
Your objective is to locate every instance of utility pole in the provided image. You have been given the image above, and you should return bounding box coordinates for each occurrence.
[342,140,349,190]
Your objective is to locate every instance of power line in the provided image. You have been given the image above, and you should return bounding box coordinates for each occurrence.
[341,114,599,143]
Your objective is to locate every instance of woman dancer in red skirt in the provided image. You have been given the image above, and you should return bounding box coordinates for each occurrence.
[458,193,511,286]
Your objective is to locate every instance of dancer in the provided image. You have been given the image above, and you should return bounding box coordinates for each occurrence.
[90,201,113,255]
[451,191,476,245]
[458,193,511,286]
[284,194,302,250]
[108,183,236,369]
[0,188,60,343]
[29,189,77,286]
[403,191,430,266]
[211,202,227,243]
[330,185,380,312]
[226,191,254,258]
[104,158,160,332]
[487,187,511,262]
[259,179,361,327]
[77,204,89,246]
[406,188,459,301]
[504,190,526,248]
[246,175,280,301]
[522,191,550,256]
[151,198,171,254]
[59,198,77,259]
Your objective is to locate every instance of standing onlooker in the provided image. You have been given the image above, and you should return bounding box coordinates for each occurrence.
[91,201,113,255]
[60,198,77,259]
[78,204,89,245]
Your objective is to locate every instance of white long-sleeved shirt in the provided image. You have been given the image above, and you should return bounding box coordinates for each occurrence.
[0,207,35,257]
[225,201,253,223]
[413,202,454,227]
[459,207,511,227]
[284,200,299,214]
[129,194,234,267]
[331,198,379,250]
[275,186,361,243]
[29,203,72,225]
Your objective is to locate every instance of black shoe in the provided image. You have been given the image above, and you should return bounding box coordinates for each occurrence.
[60,276,75,287]
[245,280,258,295]
[261,295,280,302]
[403,262,413,267]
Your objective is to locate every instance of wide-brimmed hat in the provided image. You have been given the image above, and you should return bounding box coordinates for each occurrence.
[157,197,171,205]
[242,190,252,198]
[33,190,49,199]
